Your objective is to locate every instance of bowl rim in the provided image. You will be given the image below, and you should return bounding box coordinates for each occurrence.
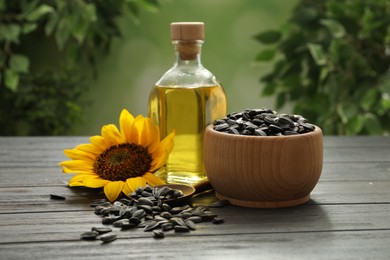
[205,124,322,139]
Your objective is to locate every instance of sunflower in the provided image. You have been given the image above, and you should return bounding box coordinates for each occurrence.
[59,109,174,202]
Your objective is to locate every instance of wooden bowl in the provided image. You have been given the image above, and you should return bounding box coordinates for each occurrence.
[204,125,323,208]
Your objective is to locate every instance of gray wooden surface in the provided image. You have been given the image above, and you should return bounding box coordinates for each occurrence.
[0,136,389,259]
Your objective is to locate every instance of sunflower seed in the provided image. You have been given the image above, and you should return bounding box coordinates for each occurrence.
[212,217,225,224]
[144,221,160,232]
[50,194,66,200]
[121,222,137,230]
[174,225,190,233]
[138,197,154,207]
[153,230,165,239]
[118,198,133,206]
[112,219,129,228]
[137,219,156,228]
[132,209,146,219]
[90,199,108,207]
[210,200,230,208]
[171,205,190,214]
[86,185,225,243]
[102,216,118,224]
[187,216,203,223]
[159,212,172,219]
[99,233,117,243]
[162,203,171,212]
[213,108,315,136]
[184,219,196,230]
[92,227,112,234]
[170,217,186,227]
[129,217,141,225]
[137,204,153,214]
[161,222,174,231]
[81,231,99,240]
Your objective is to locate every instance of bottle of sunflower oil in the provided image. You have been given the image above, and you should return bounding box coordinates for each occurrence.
[148,22,227,185]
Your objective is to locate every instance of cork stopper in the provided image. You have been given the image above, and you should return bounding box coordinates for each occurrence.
[171,22,204,60]
[171,22,204,41]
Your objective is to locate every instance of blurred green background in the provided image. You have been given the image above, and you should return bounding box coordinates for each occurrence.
[2,0,388,135]
[76,0,297,134]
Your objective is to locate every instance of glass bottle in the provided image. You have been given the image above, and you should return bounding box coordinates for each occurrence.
[148,22,227,185]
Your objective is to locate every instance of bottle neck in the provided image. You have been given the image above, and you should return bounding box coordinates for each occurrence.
[173,40,203,66]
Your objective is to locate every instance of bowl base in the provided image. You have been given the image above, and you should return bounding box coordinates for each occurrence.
[216,192,310,208]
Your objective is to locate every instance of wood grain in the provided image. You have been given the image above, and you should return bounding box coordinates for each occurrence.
[0,136,389,259]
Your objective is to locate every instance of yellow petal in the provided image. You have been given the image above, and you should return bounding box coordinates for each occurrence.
[128,115,145,144]
[101,124,121,147]
[123,177,147,195]
[161,130,175,153]
[64,149,95,164]
[143,172,165,186]
[69,174,86,186]
[83,176,110,188]
[90,135,107,151]
[62,167,95,174]
[119,109,135,143]
[74,143,102,155]
[59,160,93,172]
[140,118,160,148]
[149,130,175,171]
[104,181,125,202]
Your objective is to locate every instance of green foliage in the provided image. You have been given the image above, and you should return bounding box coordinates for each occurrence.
[255,0,390,135]
[0,0,160,135]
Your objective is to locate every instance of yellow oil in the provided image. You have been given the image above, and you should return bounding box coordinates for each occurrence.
[148,85,226,185]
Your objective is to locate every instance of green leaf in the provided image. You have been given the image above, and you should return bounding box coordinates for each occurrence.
[364,113,383,135]
[319,67,329,85]
[292,7,317,24]
[255,49,275,61]
[0,0,6,12]
[307,43,327,66]
[276,92,286,109]
[254,30,281,44]
[337,103,358,124]
[21,0,40,15]
[346,115,364,135]
[360,89,378,111]
[26,4,54,22]
[85,4,97,22]
[22,23,38,34]
[9,54,30,73]
[378,74,390,94]
[320,19,346,38]
[378,92,390,115]
[138,0,159,13]
[127,2,139,17]
[4,69,20,91]
[0,24,21,43]
[261,83,276,96]
[55,19,71,50]
[45,13,58,36]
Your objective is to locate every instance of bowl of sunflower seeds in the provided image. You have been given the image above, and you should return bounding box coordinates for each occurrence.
[204,108,323,208]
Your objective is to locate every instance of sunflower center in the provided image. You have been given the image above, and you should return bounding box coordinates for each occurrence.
[94,143,152,181]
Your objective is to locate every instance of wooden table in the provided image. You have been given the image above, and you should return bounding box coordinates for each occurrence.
[0,136,389,259]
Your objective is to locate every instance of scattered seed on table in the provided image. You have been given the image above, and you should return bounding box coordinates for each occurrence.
[174,225,190,233]
[49,194,66,200]
[210,200,230,208]
[213,217,225,224]
[81,185,225,244]
[80,231,99,240]
[153,230,165,239]
[99,233,117,243]
[91,227,112,234]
